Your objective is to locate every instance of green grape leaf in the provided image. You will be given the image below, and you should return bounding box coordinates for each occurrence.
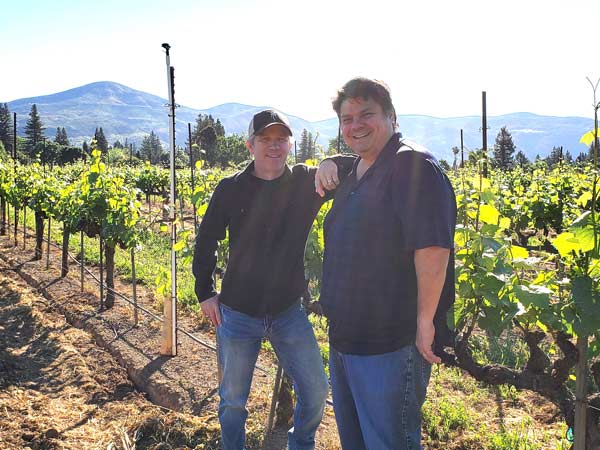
[513,284,552,308]
[479,204,500,225]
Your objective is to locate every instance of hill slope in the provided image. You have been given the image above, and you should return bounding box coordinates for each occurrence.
[4,81,593,161]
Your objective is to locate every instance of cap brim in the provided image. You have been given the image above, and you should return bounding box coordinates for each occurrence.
[254,122,293,136]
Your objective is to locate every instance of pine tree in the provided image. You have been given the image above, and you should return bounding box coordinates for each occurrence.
[24,104,45,155]
[515,150,529,168]
[198,126,218,165]
[492,126,516,169]
[327,135,353,155]
[0,103,12,156]
[564,149,573,164]
[55,127,69,145]
[545,146,564,167]
[298,129,310,162]
[82,141,90,154]
[94,127,108,152]
[140,131,164,164]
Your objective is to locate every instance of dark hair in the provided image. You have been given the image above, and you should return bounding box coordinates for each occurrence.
[332,77,397,127]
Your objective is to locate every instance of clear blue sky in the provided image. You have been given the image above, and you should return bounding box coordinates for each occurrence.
[2,0,600,121]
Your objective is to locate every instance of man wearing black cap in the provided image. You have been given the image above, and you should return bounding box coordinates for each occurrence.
[192,109,353,450]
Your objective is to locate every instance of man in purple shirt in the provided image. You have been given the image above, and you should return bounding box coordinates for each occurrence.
[320,78,457,450]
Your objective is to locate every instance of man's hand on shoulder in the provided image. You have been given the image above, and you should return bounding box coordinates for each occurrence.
[315,159,340,197]
[200,294,222,327]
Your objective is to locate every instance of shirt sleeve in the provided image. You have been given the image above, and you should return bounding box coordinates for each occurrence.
[327,154,357,178]
[319,154,357,201]
[392,152,456,250]
[192,180,229,302]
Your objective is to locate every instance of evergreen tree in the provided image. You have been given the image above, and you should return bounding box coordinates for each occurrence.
[139,131,164,164]
[492,126,516,169]
[191,114,225,142]
[327,135,353,155]
[94,127,108,152]
[198,126,219,166]
[24,104,45,155]
[214,118,225,136]
[515,150,530,168]
[576,152,589,164]
[298,129,310,162]
[564,149,573,164]
[54,127,69,145]
[545,146,564,167]
[307,131,315,160]
[82,141,90,154]
[0,103,12,156]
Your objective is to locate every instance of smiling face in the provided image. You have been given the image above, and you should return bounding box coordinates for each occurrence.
[246,124,292,180]
[339,96,396,163]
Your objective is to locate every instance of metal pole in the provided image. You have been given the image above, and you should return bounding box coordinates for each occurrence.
[161,42,178,356]
[482,91,488,177]
[574,336,588,450]
[13,112,17,161]
[460,129,464,168]
[189,123,197,231]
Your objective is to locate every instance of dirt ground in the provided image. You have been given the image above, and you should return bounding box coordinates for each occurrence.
[0,232,341,450]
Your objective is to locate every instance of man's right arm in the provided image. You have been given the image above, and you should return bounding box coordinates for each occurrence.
[315,154,356,197]
[192,181,229,326]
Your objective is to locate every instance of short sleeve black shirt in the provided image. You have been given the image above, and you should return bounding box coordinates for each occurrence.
[320,133,457,355]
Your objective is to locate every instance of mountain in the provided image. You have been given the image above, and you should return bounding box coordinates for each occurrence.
[4,81,594,161]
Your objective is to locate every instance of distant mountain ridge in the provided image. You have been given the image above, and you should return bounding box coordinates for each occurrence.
[4,81,594,161]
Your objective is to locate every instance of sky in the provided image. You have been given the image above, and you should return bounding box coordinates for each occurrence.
[2,0,600,121]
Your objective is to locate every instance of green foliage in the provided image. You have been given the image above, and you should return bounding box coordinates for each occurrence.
[422,396,472,441]
[214,134,249,167]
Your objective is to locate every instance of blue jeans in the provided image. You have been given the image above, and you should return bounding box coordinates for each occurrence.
[217,301,329,450]
[329,345,431,450]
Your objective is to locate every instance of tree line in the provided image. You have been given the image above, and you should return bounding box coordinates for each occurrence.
[1,103,594,170]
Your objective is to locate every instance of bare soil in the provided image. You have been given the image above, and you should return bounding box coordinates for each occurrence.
[0,231,340,450]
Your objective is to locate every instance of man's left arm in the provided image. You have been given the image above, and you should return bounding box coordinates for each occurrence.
[414,246,450,364]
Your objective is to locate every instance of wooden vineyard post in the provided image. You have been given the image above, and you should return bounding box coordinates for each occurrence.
[131,248,138,326]
[80,231,84,291]
[574,336,588,450]
[160,42,177,356]
[99,237,104,310]
[45,217,51,269]
[14,207,18,247]
[262,364,283,450]
[22,207,26,249]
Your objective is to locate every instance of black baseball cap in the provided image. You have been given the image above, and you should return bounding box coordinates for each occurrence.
[248,109,293,138]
